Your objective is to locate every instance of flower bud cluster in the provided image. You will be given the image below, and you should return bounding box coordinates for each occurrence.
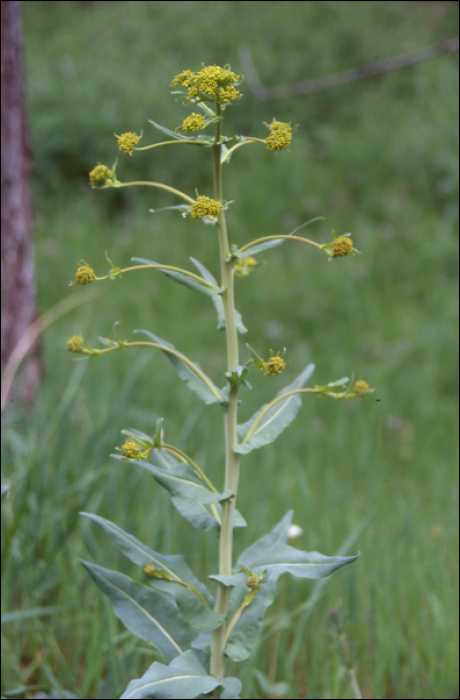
[89,164,117,187]
[266,120,293,151]
[171,65,241,104]
[116,132,140,155]
[234,256,258,277]
[190,195,223,220]
[181,113,207,132]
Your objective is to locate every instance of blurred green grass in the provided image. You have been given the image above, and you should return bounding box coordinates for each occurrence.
[1,1,458,698]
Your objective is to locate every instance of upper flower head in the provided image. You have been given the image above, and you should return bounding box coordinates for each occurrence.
[75,264,96,285]
[171,65,241,105]
[190,195,223,220]
[116,132,140,155]
[180,113,207,132]
[89,164,116,187]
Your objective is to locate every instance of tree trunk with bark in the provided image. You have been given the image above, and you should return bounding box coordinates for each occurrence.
[1,0,41,409]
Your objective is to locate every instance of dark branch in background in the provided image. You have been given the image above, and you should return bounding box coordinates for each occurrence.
[239,38,459,101]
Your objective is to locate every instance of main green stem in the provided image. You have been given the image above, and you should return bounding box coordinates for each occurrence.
[210,109,241,682]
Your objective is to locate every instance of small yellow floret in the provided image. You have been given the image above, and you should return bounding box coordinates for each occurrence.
[332,236,353,258]
[217,85,241,103]
[89,164,116,187]
[121,440,142,459]
[75,265,96,285]
[265,356,286,375]
[117,132,140,155]
[67,336,84,353]
[190,195,223,219]
[353,380,371,396]
[234,256,258,277]
[181,113,207,132]
[270,121,291,131]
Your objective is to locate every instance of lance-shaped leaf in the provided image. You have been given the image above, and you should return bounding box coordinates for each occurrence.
[212,512,358,661]
[80,560,194,663]
[81,513,224,631]
[131,258,224,297]
[231,239,285,258]
[134,330,224,405]
[119,452,246,531]
[224,547,358,662]
[231,218,324,259]
[190,258,247,335]
[234,364,315,454]
[249,544,359,581]
[120,649,218,699]
[149,119,214,145]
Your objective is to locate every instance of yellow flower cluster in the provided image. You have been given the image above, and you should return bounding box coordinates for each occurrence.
[89,164,116,187]
[266,121,293,151]
[234,256,258,277]
[264,355,286,375]
[121,440,143,459]
[172,65,241,104]
[352,380,371,396]
[75,264,96,285]
[67,336,84,353]
[181,113,207,132]
[117,132,140,155]
[190,195,223,219]
[332,236,354,258]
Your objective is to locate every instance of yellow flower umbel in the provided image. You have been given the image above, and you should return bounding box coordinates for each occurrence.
[66,336,85,353]
[234,256,258,277]
[190,195,222,220]
[116,132,140,156]
[171,65,241,105]
[266,120,293,151]
[75,264,96,285]
[181,113,207,132]
[89,164,116,187]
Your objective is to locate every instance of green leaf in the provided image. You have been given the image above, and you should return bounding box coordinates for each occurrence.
[80,560,194,662]
[239,510,294,565]
[120,649,219,699]
[131,258,224,297]
[149,119,214,146]
[81,513,225,631]
[249,544,359,581]
[119,452,246,531]
[232,239,285,258]
[234,364,315,453]
[226,365,251,391]
[220,512,358,661]
[190,258,247,335]
[134,330,224,405]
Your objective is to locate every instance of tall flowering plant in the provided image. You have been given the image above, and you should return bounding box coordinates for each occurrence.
[68,65,372,699]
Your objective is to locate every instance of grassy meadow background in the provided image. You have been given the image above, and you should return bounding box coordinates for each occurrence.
[1,1,459,698]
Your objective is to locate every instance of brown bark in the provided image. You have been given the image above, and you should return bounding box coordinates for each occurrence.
[1,0,41,409]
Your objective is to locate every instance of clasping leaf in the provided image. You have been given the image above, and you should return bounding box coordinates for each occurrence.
[234,364,315,453]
